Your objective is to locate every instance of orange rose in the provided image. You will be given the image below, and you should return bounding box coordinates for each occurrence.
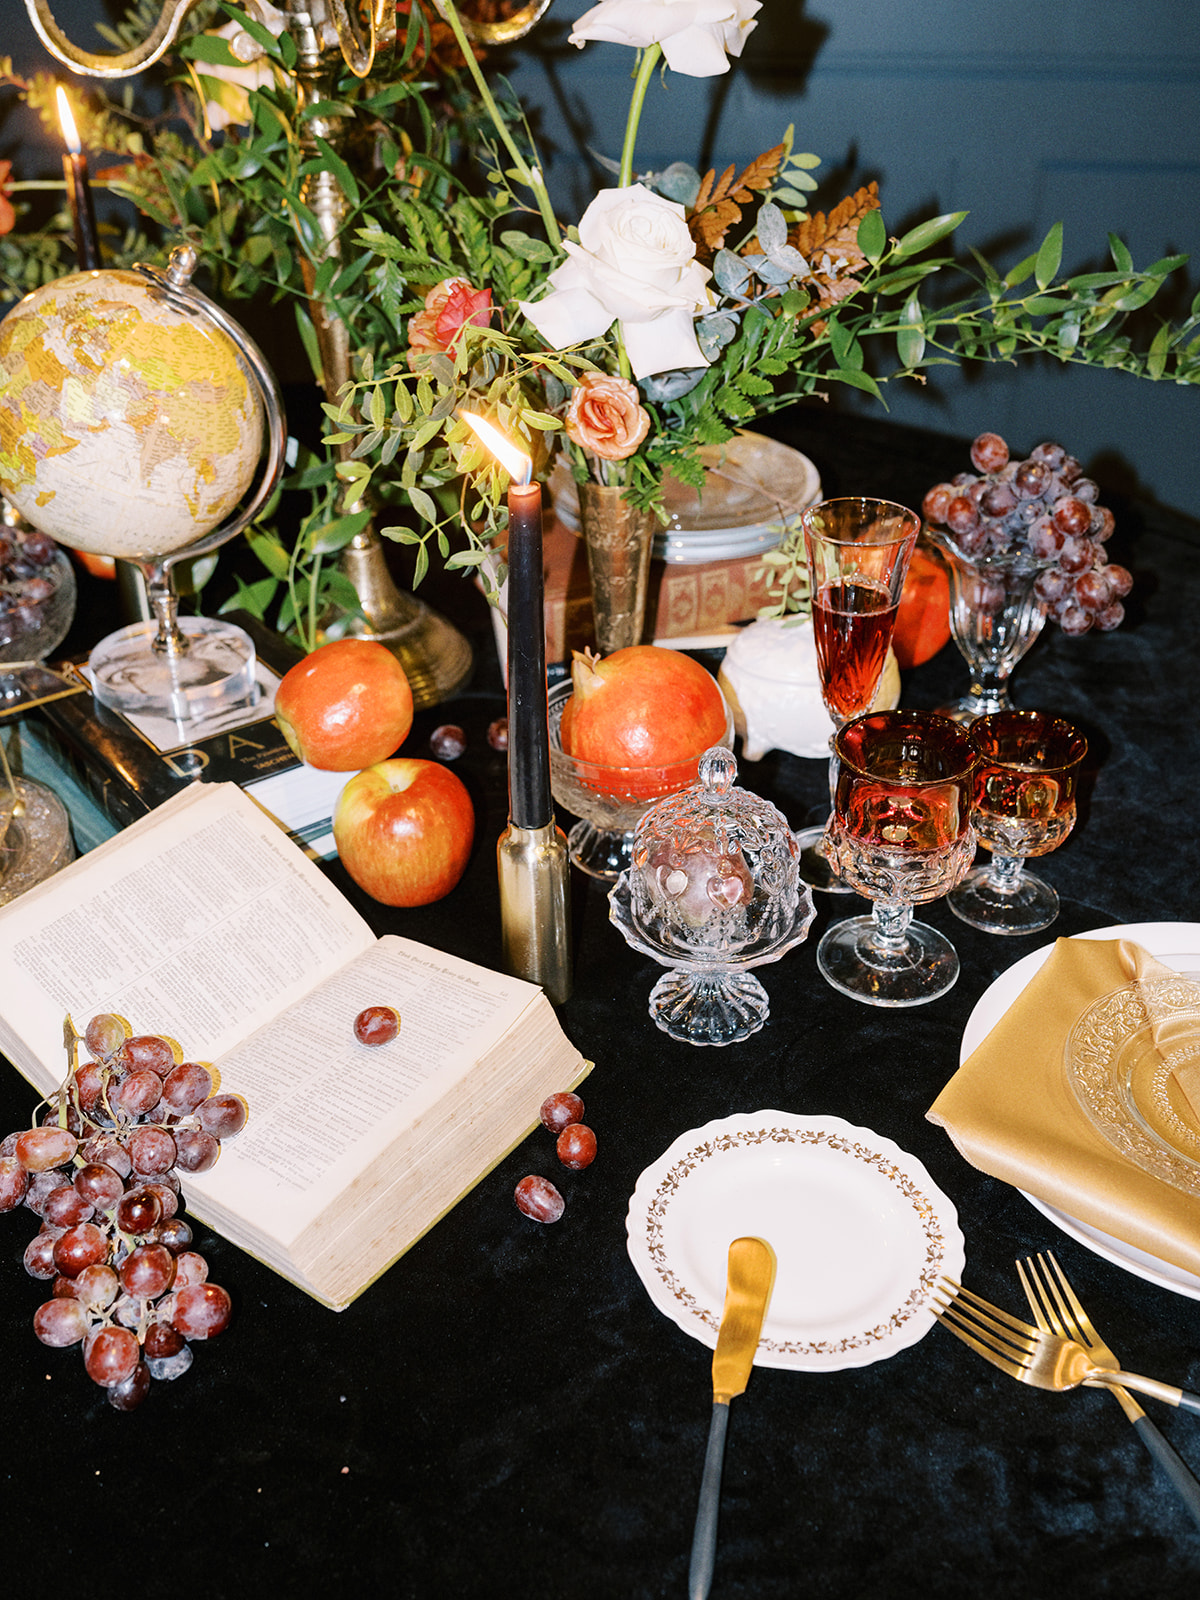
[407,277,492,369]
[564,373,651,461]
[0,162,14,237]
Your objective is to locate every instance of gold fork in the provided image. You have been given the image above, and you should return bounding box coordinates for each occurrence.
[933,1277,1200,1413]
[1017,1252,1200,1530]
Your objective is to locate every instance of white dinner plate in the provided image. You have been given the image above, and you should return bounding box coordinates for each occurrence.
[625,1111,964,1371]
[959,921,1200,1300]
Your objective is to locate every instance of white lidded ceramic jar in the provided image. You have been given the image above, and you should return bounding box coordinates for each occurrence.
[717,615,901,761]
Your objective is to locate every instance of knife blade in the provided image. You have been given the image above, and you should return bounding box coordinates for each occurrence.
[688,1236,776,1600]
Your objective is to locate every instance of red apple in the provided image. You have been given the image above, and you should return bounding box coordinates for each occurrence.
[333,758,475,907]
[276,639,414,771]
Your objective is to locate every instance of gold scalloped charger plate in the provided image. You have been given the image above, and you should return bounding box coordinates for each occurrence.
[625,1112,964,1371]
[1065,977,1200,1196]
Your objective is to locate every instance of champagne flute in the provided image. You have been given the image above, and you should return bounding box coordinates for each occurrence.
[794,498,920,891]
[948,710,1088,934]
[817,710,977,1006]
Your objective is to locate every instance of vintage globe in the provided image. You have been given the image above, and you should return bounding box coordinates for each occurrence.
[0,268,264,561]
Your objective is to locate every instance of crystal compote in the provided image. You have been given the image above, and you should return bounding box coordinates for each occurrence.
[548,678,734,880]
[609,747,815,1045]
[948,710,1088,935]
[926,530,1053,723]
[793,498,920,891]
[818,710,977,1007]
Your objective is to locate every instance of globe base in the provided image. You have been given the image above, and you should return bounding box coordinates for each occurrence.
[90,618,258,722]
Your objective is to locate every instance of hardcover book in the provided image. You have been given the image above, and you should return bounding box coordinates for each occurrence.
[0,783,589,1310]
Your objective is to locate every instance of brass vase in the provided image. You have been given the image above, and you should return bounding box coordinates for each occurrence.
[577,483,657,654]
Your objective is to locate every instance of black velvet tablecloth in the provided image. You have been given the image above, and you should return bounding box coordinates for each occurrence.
[4,410,1199,1597]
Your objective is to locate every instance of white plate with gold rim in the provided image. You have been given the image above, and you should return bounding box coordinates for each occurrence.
[959,921,1200,1300]
[625,1111,964,1371]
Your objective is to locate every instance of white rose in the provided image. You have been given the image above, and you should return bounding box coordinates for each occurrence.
[519,185,713,379]
[568,0,761,77]
[198,4,290,132]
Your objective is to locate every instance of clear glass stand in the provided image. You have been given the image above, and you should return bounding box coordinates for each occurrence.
[948,853,1059,935]
[816,903,961,1007]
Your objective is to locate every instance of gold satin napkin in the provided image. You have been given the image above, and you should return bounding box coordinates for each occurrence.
[928,937,1200,1279]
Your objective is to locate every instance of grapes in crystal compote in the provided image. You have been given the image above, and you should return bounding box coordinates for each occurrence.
[2,1013,245,1409]
[922,433,1132,634]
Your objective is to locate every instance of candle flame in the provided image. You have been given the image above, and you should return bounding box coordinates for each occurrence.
[460,412,532,486]
[56,87,82,154]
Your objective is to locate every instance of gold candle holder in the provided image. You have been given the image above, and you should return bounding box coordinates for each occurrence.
[497,822,572,1006]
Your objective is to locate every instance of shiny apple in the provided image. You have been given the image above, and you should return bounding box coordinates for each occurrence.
[333,758,475,907]
[275,639,414,771]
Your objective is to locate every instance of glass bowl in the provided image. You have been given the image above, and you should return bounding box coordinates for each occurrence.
[0,530,77,670]
[548,677,734,880]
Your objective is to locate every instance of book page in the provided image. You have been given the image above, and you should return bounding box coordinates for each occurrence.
[185,936,543,1241]
[0,783,374,1092]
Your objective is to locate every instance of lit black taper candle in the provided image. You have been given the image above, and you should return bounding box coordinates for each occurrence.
[462,413,571,1003]
[56,86,100,271]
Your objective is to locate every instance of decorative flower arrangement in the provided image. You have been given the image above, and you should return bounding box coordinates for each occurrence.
[3,0,1198,646]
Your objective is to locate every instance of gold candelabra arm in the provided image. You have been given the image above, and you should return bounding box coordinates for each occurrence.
[428,0,554,45]
[23,0,200,77]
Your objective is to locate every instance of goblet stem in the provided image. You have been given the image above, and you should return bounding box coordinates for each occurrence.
[869,900,914,949]
[981,853,1026,893]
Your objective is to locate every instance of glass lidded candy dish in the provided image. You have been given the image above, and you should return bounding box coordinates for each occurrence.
[608,747,816,1045]
[548,677,735,880]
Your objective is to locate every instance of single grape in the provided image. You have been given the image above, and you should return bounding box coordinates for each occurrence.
[15,1126,78,1172]
[117,1035,179,1077]
[43,1186,94,1228]
[970,432,1009,473]
[1089,506,1116,542]
[171,1282,232,1340]
[1057,536,1095,576]
[75,1263,120,1310]
[23,1232,59,1279]
[144,1320,186,1360]
[147,1346,193,1382]
[112,1070,163,1118]
[353,1006,401,1047]
[126,1126,176,1175]
[111,1293,143,1329]
[84,1013,131,1061]
[1106,564,1133,598]
[1058,602,1093,636]
[74,1162,124,1211]
[197,1093,247,1139]
[556,1124,597,1171]
[155,1218,193,1254]
[172,1251,210,1289]
[53,1222,108,1278]
[1030,440,1066,469]
[1059,455,1082,483]
[136,1180,179,1219]
[51,1273,79,1299]
[514,1174,565,1223]
[1028,518,1063,560]
[72,1061,108,1113]
[116,1187,163,1236]
[0,1155,29,1211]
[81,1132,132,1178]
[1052,497,1092,538]
[1074,570,1113,612]
[173,1129,220,1173]
[1093,600,1126,631]
[1013,460,1049,499]
[980,481,1017,519]
[539,1091,585,1134]
[430,724,467,760]
[945,495,980,535]
[120,1244,177,1300]
[160,1062,213,1114]
[0,1132,18,1157]
[23,1168,72,1215]
[486,717,509,752]
[107,1360,152,1411]
[33,1298,89,1347]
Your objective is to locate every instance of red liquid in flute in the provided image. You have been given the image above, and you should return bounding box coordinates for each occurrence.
[812,579,898,722]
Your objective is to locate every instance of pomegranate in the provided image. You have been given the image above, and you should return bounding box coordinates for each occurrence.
[560,645,727,769]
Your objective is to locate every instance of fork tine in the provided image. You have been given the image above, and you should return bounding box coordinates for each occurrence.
[1017,1256,1070,1341]
[938,1278,1041,1353]
[1033,1252,1089,1347]
[1043,1252,1098,1347]
[931,1301,1033,1383]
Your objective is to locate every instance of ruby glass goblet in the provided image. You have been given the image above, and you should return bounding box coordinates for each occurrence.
[817,710,977,1007]
[948,710,1088,935]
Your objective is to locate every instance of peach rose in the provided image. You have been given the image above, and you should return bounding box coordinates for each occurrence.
[0,162,14,236]
[564,373,651,461]
[407,277,492,368]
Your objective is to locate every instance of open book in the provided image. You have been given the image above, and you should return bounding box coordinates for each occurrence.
[0,783,589,1309]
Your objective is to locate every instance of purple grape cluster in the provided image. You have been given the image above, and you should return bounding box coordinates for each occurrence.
[922,433,1132,635]
[0,1012,245,1410]
[0,526,63,651]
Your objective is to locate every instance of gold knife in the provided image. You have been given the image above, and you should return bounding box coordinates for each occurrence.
[688,1236,776,1600]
